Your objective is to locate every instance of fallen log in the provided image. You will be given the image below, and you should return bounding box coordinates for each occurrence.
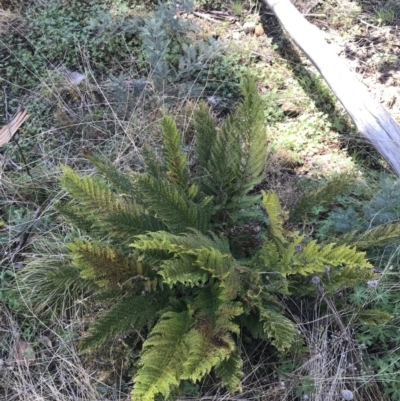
[261,0,400,175]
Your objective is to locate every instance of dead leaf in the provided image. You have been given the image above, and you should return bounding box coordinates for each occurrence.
[39,336,52,349]
[67,71,85,85]
[14,341,35,366]
[0,109,30,147]
[254,25,264,37]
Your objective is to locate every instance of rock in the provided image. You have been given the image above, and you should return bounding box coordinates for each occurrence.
[254,25,264,36]
[232,31,241,40]
[242,22,256,34]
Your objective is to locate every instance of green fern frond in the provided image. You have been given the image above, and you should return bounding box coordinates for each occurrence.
[291,173,355,222]
[193,247,233,281]
[80,293,164,351]
[59,165,123,214]
[233,76,267,197]
[339,221,400,250]
[214,349,243,393]
[132,230,230,255]
[256,240,281,272]
[262,191,285,244]
[85,152,137,196]
[161,115,187,188]
[194,103,217,180]
[258,306,296,351]
[136,175,211,233]
[356,308,392,325]
[201,114,241,206]
[102,209,166,243]
[54,202,95,233]
[132,310,193,401]
[238,311,266,340]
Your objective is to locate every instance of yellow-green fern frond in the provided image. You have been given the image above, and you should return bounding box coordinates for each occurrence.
[133,231,236,291]
[258,306,296,351]
[262,191,285,244]
[182,329,236,383]
[132,230,230,256]
[193,247,233,281]
[160,256,209,287]
[181,285,242,383]
[161,115,187,188]
[215,349,243,393]
[132,310,193,401]
[356,308,392,325]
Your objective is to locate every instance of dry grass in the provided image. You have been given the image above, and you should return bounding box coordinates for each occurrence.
[0,303,130,401]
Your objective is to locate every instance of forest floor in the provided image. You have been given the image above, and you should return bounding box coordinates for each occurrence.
[1,0,400,400]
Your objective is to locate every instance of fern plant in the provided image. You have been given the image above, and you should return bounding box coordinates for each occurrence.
[48,77,374,401]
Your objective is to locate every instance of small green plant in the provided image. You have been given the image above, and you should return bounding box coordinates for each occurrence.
[22,77,376,401]
[374,8,395,25]
[232,0,243,16]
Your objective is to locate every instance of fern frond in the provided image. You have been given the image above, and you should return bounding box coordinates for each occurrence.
[80,293,164,351]
[259,306,296,351]
[182,329,235,383]
[136,175,211,233]
[193,247,233,281]
[102,209,166,243]
[161,115,187,188]
[54,202,95,233]
[339,221,400,250]
[291,173,355,222]
[160,255,209,287]
[143,145,164,179]
[132,230,229,255]
[200,113,241,204]
[262,191,285,244]
[181,285,241,383]
[233,76,267,197]
[85,152,137,196]
[214,349,243,393]
[59,165,123,214]
[133,231,236,291]
[132,310,193,401]
[194,103,217,179]
[68,240,142,288]
[356,308,392,325]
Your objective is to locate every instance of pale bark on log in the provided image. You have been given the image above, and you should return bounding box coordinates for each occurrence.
[261,0,400,176]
